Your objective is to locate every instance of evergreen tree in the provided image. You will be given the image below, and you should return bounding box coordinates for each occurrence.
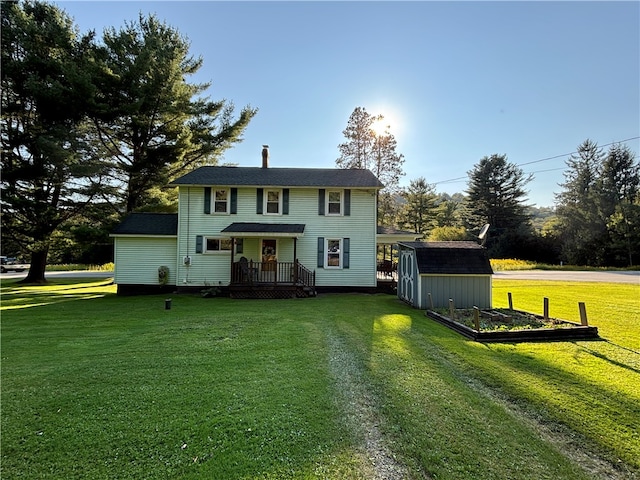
[554,140,607,265]
[401,177,438,235]
[464,154,533,257]
[600,143,639,265]
[377,191,404,229]
[92,14,257,213]
[1,0,104,282]
[433,193,465,228]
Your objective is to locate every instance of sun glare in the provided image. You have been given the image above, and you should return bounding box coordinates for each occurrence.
[370,107,401,138]
[371,117,390,136]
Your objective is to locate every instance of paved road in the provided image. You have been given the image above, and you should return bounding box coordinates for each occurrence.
[0,270,114,281]
[494,270,640,284]
[2,269,639,284]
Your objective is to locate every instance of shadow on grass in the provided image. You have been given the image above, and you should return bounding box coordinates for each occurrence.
[574,341,640,375]
[0,278,115,310]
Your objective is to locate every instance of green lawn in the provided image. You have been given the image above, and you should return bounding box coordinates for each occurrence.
[1,278,638,479]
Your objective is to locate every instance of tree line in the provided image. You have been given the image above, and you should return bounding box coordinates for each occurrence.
[2,2,638,284]
[337,108,640,267]
[1,1,257,282]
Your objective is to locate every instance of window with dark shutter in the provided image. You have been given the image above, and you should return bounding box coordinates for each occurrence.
[196,235,203,253]
[283,189,289,215]
[317,237,324,267]
[230,188,238,214]
[343,238,350,269]
[204,188,211,214]
[318,189,325,215]
[344,189,351,216]
[256,188,263,214]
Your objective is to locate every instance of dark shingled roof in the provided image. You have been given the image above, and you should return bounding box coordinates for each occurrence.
[221,223,305,235]
[111,213,178,236]
[399,241,493,275]
[169,166,384,188]
[377,226,416,235]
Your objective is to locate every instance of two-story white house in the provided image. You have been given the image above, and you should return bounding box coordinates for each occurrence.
[111,146,405,297]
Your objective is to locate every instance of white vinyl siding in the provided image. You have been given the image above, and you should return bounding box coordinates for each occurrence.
[114,237,177,285]
[176,186,378,287]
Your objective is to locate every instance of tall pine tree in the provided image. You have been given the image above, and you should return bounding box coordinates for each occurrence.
[554,140,607,265]
[336,107,405,192]
[464,154,532,257]
[92,14,257,213]
[1,0,104,282]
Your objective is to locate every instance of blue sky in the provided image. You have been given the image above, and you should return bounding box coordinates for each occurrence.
[57,1,639,207]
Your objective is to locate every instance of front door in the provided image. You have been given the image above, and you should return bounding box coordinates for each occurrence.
[261,239,277,278]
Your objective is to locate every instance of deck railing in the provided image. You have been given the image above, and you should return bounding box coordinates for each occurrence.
[231,259,315,288]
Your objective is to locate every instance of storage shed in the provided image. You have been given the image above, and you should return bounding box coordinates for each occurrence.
[397,241,493,309]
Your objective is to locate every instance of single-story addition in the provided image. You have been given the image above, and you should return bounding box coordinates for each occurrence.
[397,241,493,309]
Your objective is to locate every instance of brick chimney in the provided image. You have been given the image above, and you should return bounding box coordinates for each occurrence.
[261,145,269,168]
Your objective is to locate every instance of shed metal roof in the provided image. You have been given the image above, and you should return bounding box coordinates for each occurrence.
[169,166,384,188]
[399,241,493,275]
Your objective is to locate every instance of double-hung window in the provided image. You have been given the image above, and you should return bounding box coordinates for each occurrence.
[265,189,281,215]
[326,191,342,215]
[213,189,229,213]
[326,239,342,268]
[317,237,350,269]
[318,189,350,216]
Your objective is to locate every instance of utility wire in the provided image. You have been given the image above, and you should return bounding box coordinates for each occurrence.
[432,136,640,186]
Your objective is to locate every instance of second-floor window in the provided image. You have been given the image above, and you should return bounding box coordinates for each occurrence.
[327,190,342,215]
[214,189,229,213]
[265,189,281,215]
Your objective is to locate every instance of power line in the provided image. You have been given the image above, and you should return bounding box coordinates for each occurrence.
[432,136,640,186]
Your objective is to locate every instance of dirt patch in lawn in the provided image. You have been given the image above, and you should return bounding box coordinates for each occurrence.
[326,332,414,480]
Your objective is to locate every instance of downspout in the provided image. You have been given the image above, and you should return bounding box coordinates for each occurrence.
[185,187,190,284]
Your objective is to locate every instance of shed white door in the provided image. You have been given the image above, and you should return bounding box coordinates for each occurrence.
[399,249,414,304]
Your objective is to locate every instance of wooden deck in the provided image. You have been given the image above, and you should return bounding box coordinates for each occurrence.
[229,259,316,299]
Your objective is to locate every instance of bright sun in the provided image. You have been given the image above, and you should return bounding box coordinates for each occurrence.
[370,108,401,137]
[371,117,390,136]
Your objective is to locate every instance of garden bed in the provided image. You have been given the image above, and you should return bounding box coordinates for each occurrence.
[426,308,599,342]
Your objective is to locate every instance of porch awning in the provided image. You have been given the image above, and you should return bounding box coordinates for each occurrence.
[377,226,421,244]
[221,222,305,238]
